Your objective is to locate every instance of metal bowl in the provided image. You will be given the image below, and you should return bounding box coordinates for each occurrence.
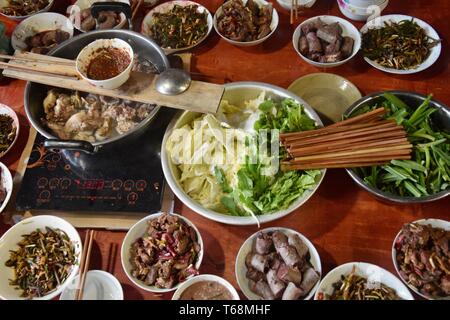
[24,29,169,153]
[161,82,326,226]
[344,90,450,204]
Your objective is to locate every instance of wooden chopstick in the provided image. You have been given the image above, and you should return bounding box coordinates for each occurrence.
[76,230,95,300]
[131,0,143,20]
[290,0,294,24]
[0,53,75,66]
[0,61,79,78]
[294,0,298,19]
[327,108,386,128]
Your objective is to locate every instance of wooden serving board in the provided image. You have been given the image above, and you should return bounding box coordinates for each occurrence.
[2,51,223,114]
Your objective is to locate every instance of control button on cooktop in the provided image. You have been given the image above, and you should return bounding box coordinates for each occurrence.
[38,190,51,202]
[49,178,59,189]
[112,179,123,191]
[61,178,71,190]
[124,180,134,191]
[37,177,48,188]
[127,192,138,204]
[136,180,147,191]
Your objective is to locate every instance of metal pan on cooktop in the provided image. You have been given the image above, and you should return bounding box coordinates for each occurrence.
[24,29,170,153]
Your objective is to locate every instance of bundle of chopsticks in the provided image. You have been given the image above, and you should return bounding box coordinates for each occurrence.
[290,0,301,24]
[75,229,95,300]
[281,108,413,170]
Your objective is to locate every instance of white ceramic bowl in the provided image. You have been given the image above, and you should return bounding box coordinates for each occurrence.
[314,262,414,300]
[172,274,240,300]
[0,0,54,21]
[141,0,213,54]
[0,162,12,214]
[0,215,82,300]
[338,0,389,22]
[76,38,134,90]
[69,0,128,33]
[0,104,19,159]
[60,270,124,300]
[360,14,442,74]
[235,227,322,300]
[12,12,74,52]
[214,0,279,47]
[392,218,450,300]
[161,82,326,226]
[277,0,316,11]
[292,15,361,68]
[121,212,204,293]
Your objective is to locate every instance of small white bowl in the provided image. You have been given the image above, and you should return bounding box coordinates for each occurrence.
[292,15,361,68]
[60,270,123,300]
[172,274,240,300]
[0,104,19,159]
[214,0,279,47]
[337,0,389,22]
[235,227,322,300]
[392,218,450,300]
[76,38,134,90]
[141,0,213,54]
[121,212,204,293]
[0,162,13,214]
[314,262,414,300]
[12,12,74,52]
[0,0,54,21]
[0,215,82,300]
[68,0,128,33]
[277,0,316,11]
[360,14,442,74]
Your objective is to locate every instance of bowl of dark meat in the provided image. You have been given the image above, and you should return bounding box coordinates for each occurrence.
[392,219,450,300]
[69,0,127,33]
[0,0,54,21]
[121,212,203,293]
[235,228,321,300]
[76,38,134,89]
[292,15,361,68]
[315,262,414,300]
[214,0,279,47]
[11,12,73,54]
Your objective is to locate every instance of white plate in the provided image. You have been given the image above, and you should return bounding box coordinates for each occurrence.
[141,0,213,54]
[60,270,123,300]
[172,274,240,300]
[392,218,450,300]
[0,215,82,300]
[0,104,19,159]
[292,15,361,68]
[0,0,54,21]
[121,212,203,293]
[214,0,279,47]
[12,12,74,52]
[235,227,322,300]
[360,14,442,74]
[0,162,12,214]
[314,262,414,300]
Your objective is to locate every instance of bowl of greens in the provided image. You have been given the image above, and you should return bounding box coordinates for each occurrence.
[161,82,326,225]
[344,91,450,203]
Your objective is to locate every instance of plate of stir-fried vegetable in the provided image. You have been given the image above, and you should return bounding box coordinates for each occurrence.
[141,1,213,53]
[360,15,441,74]
[315,262,414,300]
[0,103,19,159]
[0,0,53,20]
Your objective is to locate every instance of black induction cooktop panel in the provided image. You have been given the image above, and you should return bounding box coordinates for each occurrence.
[16,108,177,214]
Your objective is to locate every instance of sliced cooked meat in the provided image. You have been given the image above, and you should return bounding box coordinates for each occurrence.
[282,282,304,300]
[276,263,302,285]
[340,36,354,58]
[300,268,320,294]
[249,253,269,273]
[255,232,273,255]
[266,269,286,298]
[288,234,309,259]
[299,36,309,56]
[249,279,275,300]
[306,32,322,54]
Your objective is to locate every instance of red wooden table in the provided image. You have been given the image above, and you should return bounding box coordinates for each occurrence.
[0,0,449,300]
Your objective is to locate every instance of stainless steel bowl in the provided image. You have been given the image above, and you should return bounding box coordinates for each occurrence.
[24,29,169,153]
[344,90,450,204]
[161,81,326,225]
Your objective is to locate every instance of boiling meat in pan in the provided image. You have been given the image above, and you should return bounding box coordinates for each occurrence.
[42,90,157,143]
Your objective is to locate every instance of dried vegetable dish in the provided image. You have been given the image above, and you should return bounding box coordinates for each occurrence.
[318,265,402,300]
[299,18,354,63]
[216,0,273,42]
[129,214,201,289]
[0,114,17,156]
[5,227,77,298]
[245,230,320,300]
[0,0,49,17]
[362,19,440,70]
[148,4,208,49]
[351,93,450,197]
[394,222,450,298]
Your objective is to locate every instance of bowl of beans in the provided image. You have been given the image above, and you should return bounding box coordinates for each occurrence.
[76,38,134,90]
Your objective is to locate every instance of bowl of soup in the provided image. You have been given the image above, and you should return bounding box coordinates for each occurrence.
[172,274,240,300]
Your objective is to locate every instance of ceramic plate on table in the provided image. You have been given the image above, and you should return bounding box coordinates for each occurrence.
[288,73,361,124]
[360,14,442,74]
[0,162,13,214]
